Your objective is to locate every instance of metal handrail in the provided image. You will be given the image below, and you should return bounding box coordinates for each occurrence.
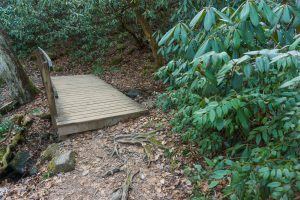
[37,47,53,71]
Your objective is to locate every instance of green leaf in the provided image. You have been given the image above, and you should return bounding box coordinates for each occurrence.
[232,73,243,91]
[190,9,206,29]
[267,182,281,188]
[256,134,261,145]
[205,69,217,85]
[249,3,259,26]
[281,6,291,24]
[233,30,241,49]
[289,37,300,50]
[209,110,216,123]
[240,2,250,21]
[256,57,265,72]
[204,8,215,31]
[159,27,175,46]
[204,157,214,167]
[244,64,252,78]
[211,170,231,179]
[213,8,232,23]
[237,109,248,129]
[195,39,210,58]
[280,76,300,88]
[208,181,219,189]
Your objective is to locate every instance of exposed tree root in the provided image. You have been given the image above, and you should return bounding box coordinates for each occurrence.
[110,169,140,200]
[113,129,165,165]
[102,165,124,178]
[0,131,23,173]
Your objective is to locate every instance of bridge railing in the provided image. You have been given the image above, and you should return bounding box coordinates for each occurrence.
[34,47,57,126]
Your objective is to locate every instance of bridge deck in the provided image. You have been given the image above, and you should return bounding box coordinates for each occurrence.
[51,75,147,136]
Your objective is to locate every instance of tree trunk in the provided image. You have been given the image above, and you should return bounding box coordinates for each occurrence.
[134,10,164,68]
[119,17,145,49]
[0,31,37,104]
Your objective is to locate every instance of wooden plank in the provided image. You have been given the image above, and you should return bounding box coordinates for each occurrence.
[57,111,144,136]
[56,90,124,98]
[57,106,145,123]
[56,101,140,113]
[54,95,127,105]
[55,97,133,109]
[57,104,144,119]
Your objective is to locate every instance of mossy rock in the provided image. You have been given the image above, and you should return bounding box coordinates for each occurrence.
[47,150,75,175]
[40,143,60,163]
[110,56,123,66]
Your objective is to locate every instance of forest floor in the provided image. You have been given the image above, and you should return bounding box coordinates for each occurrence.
[0,43,193,199]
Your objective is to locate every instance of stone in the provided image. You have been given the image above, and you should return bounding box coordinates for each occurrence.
[82,169,89,176]
[40,143,60,163]
[0,187,8,199]
[125,89,143,98]
[48,150,75,174]
[9,151,30,175]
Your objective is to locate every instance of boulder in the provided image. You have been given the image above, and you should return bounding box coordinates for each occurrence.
[47,150,75,174]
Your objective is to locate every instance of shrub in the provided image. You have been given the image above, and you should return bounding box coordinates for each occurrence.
[157,0,300,199]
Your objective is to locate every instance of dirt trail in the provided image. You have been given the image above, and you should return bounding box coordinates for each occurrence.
[5,109,191,199]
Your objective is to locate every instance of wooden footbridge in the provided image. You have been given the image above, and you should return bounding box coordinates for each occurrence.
[35,48,147,136]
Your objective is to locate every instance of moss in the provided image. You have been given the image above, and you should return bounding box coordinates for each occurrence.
[28,79,39,95]
[47,160,55,175]
[11,131,24,146]
[0,147,6,160]
[40,143,59,163]
[47,151,75,175]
